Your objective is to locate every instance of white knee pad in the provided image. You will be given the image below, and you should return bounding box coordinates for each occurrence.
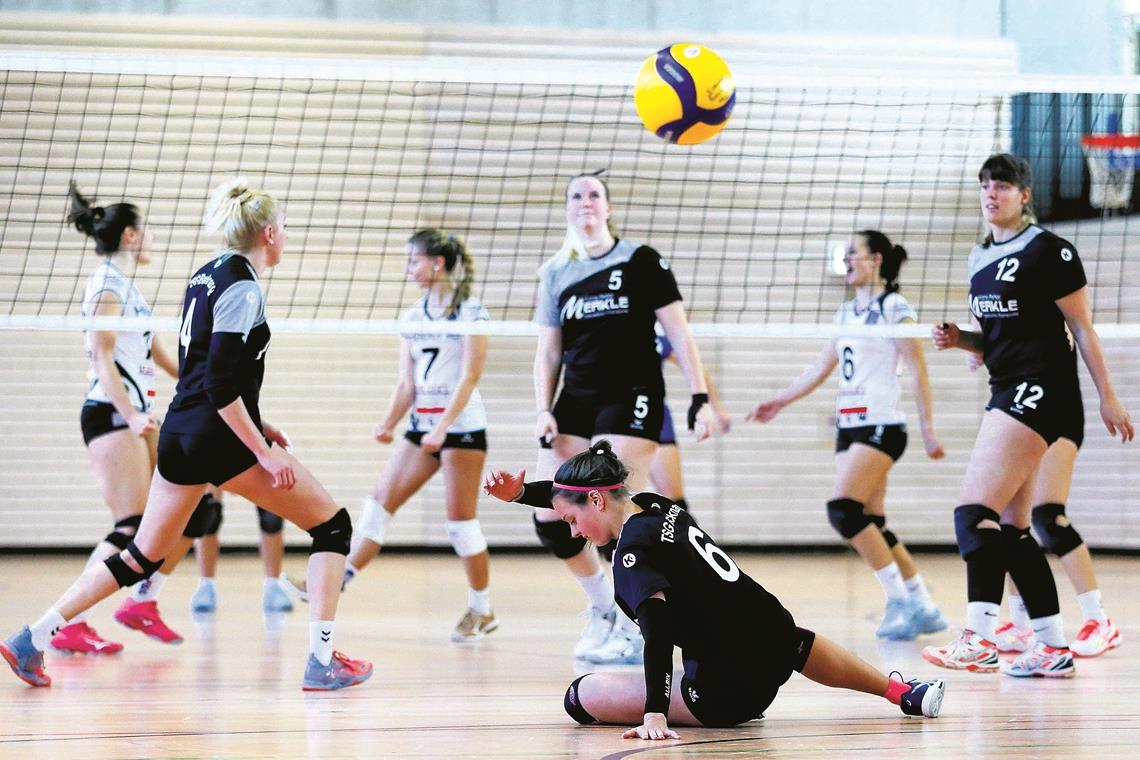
[447,519,488,558]
[357,496,392,544]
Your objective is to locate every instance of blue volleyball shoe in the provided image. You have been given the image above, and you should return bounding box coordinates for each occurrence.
[1,626,51,687]
[301,651,373,691]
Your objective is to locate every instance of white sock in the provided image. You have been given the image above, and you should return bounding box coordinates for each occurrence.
[70,609,89,625]
[310,620,335,666]
[1077,589,1108,624]
[131,572,167,602]
[904,573,935,609]
[1031,613,1067,649]
[577,569,615,613]
[198,577,216,591]
[1008,594,1031,629]
[874,562,908,601]
[29,608,67,650]
[468,587,492,616]
[263,577,279,593]
[344,563,360,585]
[966,601,1000,640]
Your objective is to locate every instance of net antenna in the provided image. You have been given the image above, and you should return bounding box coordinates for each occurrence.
[1081,112,1140,211]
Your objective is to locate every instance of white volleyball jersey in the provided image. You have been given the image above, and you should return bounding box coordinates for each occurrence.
[400,295,489,434]
[832,292,916,428]
[82,261,156,411]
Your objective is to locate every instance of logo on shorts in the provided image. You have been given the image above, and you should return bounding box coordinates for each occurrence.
[687,686,700,702]
[871,425,884,444]
[622,553,637,568]
[1060,248,1073,262]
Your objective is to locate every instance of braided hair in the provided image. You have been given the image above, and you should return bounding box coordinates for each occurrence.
[551,439,630,505]
[66,181,140,256]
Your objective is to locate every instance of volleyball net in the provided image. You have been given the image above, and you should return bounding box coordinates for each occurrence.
[4,50,1138,339]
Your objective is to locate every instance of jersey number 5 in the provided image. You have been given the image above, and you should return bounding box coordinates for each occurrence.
[688,526,740,582]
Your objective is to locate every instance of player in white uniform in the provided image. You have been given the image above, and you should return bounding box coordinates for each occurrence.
[51,182,189,655]
[282,230,496,641]
[747,230,946,641]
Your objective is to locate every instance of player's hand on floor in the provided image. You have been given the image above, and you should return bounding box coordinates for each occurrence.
[483,467,525,502]
[623,713,678,741]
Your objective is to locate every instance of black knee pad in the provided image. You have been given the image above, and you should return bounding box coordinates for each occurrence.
[257,506,284,535]
[104,514,142,551]
[953,504,1002,560]
[308,508,351,555]
[533,515,588,559]
[1031,503,1083,558]
[104,541,162,588]
[202,494,223,536]
[867,515,899,548]
[826,498,874,539]
[564,675,599,725]
[183,494,220,538]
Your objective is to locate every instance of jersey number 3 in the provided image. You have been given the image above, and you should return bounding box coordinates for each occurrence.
[688,526,740,582]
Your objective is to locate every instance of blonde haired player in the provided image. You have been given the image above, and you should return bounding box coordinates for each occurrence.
[3,178,372,690]
[284,229,496,642]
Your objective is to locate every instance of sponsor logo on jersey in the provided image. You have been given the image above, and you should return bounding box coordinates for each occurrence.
[660,503,682,544]
[970,293,1019,318]
[187,273,216,295]
[1060,248,1073,262]
[659,258,670,270]
[622,553,637,568]
[560,293,630,321]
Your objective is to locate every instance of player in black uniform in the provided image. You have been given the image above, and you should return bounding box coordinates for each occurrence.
[2,179,371,691]
[485,441,945,739]
[923,153,1132,678]
[531,171,716,664]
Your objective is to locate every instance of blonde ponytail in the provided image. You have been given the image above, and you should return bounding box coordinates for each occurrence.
[203,177,280,251]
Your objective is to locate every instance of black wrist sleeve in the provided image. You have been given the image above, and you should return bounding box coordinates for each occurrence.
[635,596,674,716]
[687,393,710,430]
[205,332,245,409]
[516,480,554,509]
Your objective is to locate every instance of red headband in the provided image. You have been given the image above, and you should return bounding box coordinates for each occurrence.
[552,482,625,492]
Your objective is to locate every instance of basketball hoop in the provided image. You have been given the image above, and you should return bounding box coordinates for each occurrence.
[1080,134,1140,210]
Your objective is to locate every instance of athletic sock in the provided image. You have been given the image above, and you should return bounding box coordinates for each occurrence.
[904,573,935,609]
[1077,589,1108,624]
[966,601,1000,640]
[469,587,492,616]
[310,620,335,666]
[29,608,67,650]
[344,563,360,585]
[1031,613,1067,649]
[577,569,615,613]
[130,571,167,602]
[262,577,279,593]
[198,577,216,591]
[874,562,908,601]
[884,677,909,706]
[1008,593,1031,629]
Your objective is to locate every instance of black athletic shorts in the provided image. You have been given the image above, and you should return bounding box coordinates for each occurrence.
[835,423,907,461]
[659,404,677,445]
[549,388,665,443]
[403,429,488,461]
[80,401,131,445]
[157,425,262,487]
[987,370,1084,447]
[680,626,816,728]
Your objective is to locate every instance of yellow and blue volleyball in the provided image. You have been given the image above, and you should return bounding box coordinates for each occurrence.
[633,43,735,145]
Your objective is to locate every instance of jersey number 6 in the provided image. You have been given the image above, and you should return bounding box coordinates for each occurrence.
[688,525,740,582]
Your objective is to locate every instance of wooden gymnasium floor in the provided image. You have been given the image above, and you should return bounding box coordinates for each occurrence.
[1,551,1138,759]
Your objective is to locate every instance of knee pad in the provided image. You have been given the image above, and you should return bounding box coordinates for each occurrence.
[104,514,142,551]
[104,540,162,588]
[308,508,352,555]
[357,496,392,544]
[826,498,874,539]
[202,495,223,536]
[953,504,1002,560]
[257,506,284,535]
[564,675,599,725]
[1031,503,1084,557]
[867,515,899,548]
[446,519,488,558]
[533,514,588,559]
[183,494,220,539]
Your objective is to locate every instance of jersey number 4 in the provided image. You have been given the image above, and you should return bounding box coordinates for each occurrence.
[688,526,740,582]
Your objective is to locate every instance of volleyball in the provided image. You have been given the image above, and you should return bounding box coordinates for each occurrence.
[633,43,735,145]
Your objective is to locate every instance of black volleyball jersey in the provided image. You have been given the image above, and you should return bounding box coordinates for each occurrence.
[163,251,271,435]
[968,225,1086,384]
[535,240,682,397]
[613,493,794,670]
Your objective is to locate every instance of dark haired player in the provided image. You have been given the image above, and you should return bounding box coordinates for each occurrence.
[485,440,944,739]
[924,153,1132,677]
